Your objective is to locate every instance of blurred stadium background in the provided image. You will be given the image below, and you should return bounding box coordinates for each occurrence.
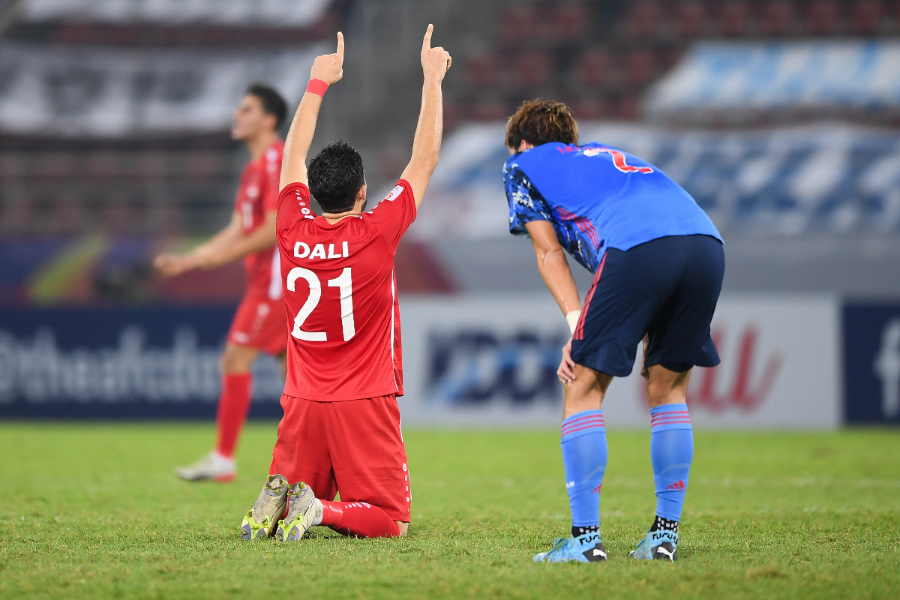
[1,0,899,430]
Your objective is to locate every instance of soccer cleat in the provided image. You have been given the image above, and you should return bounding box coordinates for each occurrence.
[175,451,236,482]
[240,474,290,540]
[629,529,679,561]
[532,533,608,563]
[275,482,323,542]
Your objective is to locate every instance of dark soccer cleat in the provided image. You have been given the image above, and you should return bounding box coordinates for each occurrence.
[533,532,608,563]
[652,541,677,561]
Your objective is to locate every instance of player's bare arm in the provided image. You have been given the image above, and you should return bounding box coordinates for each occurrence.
[197,210,277,269]
[525,220,582,319]
[154,208,278,276]
[280,32,344,190]
[523,220,583,384]
[400,24,452,207]
[154,211,242,277]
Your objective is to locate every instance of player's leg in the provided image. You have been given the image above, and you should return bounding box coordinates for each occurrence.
[268,396,336,491]
[628,364,694,560]
[630,234,725,561]
[271,397,340,542]
[240,393,305,540]
[178,291,290,482]
[321,395,409,538]
[309,395,410,539]
[216,294,289,463]
[175,340,258,482]
[247,395,336,540]
[532,365,611,562]
[215,343,259,457]
[536,249,653,563]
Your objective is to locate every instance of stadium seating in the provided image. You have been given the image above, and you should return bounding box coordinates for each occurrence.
[2,0,899,303]
[6,0,897,239]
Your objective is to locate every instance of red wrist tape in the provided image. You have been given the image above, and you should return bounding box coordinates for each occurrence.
[306,79,329,97]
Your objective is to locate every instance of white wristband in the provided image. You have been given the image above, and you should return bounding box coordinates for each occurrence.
[565,310,582,335]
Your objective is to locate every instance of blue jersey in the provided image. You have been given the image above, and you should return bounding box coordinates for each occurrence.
[504,142,722,272]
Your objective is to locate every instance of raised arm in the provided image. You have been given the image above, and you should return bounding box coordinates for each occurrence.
[280,32,345,191]
[400,24,452,207]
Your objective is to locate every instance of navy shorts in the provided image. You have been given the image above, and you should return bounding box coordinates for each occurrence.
[571,235,724,377]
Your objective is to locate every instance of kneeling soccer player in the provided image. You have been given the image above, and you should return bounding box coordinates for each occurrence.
[502,100,724,562]
[240,26,452,541]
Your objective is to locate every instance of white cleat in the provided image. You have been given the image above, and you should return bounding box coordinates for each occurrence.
[175,451,236,482]
[240,474,290,540]
[275,482,323,542]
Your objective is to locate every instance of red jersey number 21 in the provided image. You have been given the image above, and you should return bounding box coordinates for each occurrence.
[286,267,356,342]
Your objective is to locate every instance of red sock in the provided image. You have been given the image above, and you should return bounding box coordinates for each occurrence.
[319,501,401,538]
[215,373,252,458]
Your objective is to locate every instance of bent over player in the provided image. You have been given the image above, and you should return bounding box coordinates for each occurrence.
[239,26,451,541]
[503,100,724,562]
[155,84,288,482]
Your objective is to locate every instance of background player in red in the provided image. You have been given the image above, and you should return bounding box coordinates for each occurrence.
[154,84,288,482]
[239,26,452,541]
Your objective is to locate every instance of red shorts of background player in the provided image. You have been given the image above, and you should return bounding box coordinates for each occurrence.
[268,394,411,523]
[227,292,287,356]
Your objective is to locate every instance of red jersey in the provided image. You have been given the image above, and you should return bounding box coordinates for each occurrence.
[235,139,284,298]
[276,179,417,401]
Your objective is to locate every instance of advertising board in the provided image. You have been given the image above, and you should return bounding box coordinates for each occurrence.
[0,295,840,428]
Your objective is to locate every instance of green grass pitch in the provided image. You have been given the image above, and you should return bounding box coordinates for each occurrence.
[2,423,899,599]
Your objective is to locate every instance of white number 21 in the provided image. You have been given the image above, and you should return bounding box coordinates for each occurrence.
[285,267,356,342]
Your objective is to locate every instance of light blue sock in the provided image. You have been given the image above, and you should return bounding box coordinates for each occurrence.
[650,403,694,522]
[561,410,607,531]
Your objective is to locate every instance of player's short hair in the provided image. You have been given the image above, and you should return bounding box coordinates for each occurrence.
[505,99,579,150]
[245,83,288,130]
[308,141,365,213]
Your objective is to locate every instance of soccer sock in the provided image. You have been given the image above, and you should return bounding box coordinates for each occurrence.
[319,501,401,538]
[650,403,694,523]
[215,373,253,459]
[572,525,599,537]
[650,515,679,533]
[561,410,607,537]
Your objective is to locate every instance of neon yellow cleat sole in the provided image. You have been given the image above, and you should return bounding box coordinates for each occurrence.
[275,482,321,542]
[239,474,289,541]
[240,510,279,541]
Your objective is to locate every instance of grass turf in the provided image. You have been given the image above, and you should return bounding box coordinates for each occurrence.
[1,424,899,599]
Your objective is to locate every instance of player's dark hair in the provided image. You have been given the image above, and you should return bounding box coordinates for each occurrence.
[308,141,365,213]
[245,83,288,130]
[505,99,579,150]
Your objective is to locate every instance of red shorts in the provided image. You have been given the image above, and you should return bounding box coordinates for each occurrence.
[269,394,411,523]
[227,292,286,356]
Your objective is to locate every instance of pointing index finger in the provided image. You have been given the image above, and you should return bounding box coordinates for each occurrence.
[336,31,344,60]
[422,23,433,51]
